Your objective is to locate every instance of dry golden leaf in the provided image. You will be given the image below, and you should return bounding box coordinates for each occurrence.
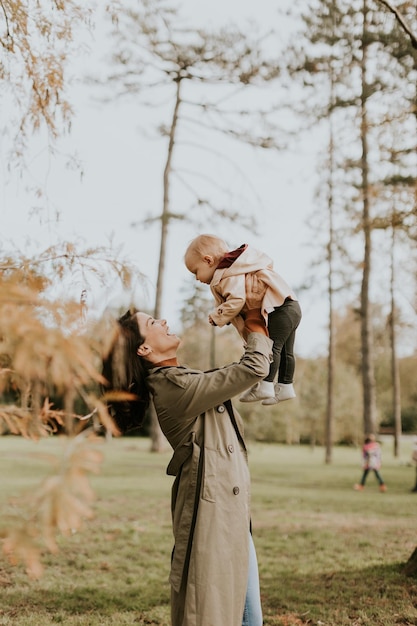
[93,398,121,436]
[3,527,44,580]
[3,436,103,577]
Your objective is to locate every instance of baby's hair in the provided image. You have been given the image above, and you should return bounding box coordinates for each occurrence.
[184,234,228,268]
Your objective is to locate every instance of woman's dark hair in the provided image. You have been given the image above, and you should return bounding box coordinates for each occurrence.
[102,308,151,434]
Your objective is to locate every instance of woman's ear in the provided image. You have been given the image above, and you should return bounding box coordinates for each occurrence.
[137,344,152,357]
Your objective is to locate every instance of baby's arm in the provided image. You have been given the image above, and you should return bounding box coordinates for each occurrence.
[208,275,246,327]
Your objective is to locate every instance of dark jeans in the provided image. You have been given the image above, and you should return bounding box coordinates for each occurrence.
[360,468,385,486]
[265,299,302,384]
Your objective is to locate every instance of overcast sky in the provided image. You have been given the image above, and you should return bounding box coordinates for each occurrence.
[2,0,331,358]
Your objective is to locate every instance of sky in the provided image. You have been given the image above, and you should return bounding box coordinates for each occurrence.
[1,0,331,358]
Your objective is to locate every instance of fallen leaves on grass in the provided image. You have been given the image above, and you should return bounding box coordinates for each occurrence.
[265,613,311,626]
[0,568,12,587]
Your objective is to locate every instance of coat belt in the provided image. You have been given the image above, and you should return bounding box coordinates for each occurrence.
[168,432,204,593]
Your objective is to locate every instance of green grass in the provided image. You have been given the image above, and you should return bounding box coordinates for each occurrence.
[1,436,417,625]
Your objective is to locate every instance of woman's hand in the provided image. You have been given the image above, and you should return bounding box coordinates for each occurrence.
[241,273,269,340]
[245,272,267,310]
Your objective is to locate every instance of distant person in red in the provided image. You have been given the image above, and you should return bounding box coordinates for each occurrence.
[354,434,387,492]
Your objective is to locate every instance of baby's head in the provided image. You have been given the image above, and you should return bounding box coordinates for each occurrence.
[184,234,229,284]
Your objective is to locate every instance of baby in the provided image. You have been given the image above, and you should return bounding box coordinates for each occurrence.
[184,234,301,404]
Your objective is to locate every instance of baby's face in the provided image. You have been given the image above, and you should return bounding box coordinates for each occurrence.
[187,255,216,284]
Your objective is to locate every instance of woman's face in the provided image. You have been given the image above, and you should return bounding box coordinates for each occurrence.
[136,312,180,361]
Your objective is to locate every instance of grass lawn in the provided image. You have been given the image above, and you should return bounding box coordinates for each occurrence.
[0,435,416,626]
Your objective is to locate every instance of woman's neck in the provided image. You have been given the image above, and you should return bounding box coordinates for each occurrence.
[154,357,179,367]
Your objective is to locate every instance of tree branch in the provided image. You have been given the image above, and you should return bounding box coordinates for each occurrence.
[0,0,11,36]
[376,0,417,49]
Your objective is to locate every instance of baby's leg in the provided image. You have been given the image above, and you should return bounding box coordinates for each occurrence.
[261,300,301,406]
[266,300,301,384]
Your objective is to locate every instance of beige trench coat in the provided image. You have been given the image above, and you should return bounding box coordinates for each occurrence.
[146,332,273,626]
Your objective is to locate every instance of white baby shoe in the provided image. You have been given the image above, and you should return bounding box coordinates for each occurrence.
[239,381,275,403]
[262,383,296,406]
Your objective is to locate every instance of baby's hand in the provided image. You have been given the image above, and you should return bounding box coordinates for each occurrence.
[245,272,267,310]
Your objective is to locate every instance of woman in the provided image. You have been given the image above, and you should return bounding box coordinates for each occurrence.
[103,277,272,626]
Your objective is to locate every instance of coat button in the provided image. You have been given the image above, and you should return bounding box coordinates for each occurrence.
[217,405,225,413]
[233,486,240,495]
[228,444,234,453]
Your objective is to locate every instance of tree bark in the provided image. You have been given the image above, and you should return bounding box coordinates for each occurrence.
[150,78,183,453]
[404,546,417,576]
[389,226,401,457]
[154,78,182,320]
[325,106,336,465]
[64,387,76,437]
[359,0,378,437]
[376,0,417,49]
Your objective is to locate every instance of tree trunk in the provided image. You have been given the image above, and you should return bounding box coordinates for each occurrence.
[324,22,339,464]
[359,0,377,437]
[389,226,401,456]
[150,78,183,453]
[325,106,336,465]
[404,546,417,576]
[64,387,76,437]
[154,78,182,319]
[30,380,42,437]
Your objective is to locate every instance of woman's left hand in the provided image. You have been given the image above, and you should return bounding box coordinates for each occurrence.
[245,272,267,310]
